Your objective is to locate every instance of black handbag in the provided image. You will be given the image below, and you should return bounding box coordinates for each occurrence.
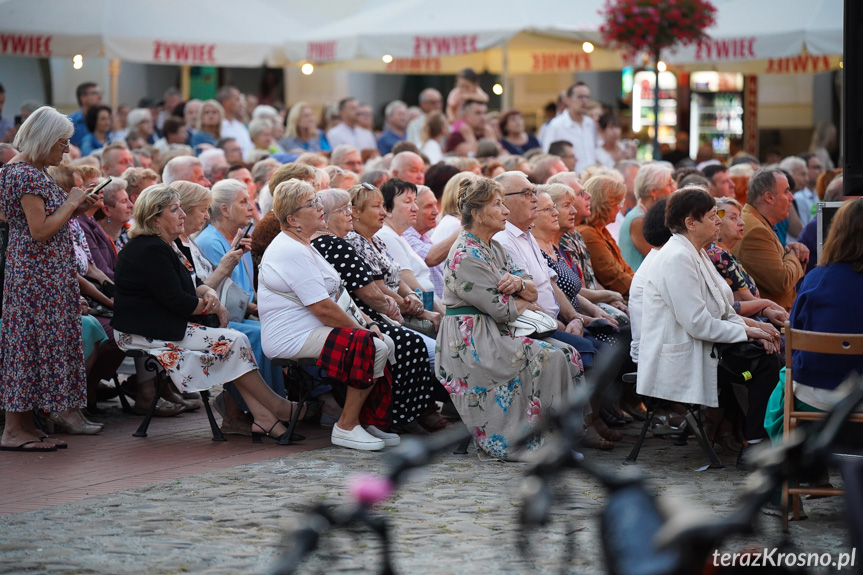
[82,276,116,318]
[712,341,766,381]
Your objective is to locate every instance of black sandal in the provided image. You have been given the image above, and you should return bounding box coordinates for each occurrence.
[251,421,304,445]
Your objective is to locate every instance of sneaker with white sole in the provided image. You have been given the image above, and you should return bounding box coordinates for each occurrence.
[331,424,385,451]
[365,425,401,447]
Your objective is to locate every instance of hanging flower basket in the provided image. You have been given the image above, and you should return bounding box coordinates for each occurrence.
[599,0,717,58]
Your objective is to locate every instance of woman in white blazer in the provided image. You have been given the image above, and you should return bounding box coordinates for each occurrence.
[636,187,781,453]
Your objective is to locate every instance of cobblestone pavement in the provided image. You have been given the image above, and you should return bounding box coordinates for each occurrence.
[0,425,854,575]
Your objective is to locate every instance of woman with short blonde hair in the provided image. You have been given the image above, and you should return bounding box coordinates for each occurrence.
[430,171,478,243]
[279,102,331,153]
[259,177,397,450]
[191,99,224,149]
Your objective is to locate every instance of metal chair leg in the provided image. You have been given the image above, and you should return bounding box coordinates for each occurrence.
[133,384,162,437]
[200,390,226,442]
[684,410,724,468]
[112,374,134,414]
[624,401,660,464]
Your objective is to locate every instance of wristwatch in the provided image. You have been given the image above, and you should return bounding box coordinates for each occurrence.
[517,277,526,293]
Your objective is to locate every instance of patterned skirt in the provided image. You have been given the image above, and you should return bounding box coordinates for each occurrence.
[114,323,258,393]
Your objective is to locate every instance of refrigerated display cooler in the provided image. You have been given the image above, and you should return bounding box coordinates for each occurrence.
[632,70,678,152]
[689,72,744,160]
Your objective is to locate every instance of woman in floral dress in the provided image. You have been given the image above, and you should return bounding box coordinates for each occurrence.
[1,107,99,452]
[437,177,583,461]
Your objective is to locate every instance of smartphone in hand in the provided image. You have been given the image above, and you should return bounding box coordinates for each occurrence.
[232,221,254,249]
[88,177,113,197]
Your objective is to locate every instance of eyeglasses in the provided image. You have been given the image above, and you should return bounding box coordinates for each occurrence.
[332,202,352,216]
[537,206,559,214]
[573,189,590,199]
[505,187,537,198]
[57,139,70,150]
[293,196,323,213]
[716,209,726,219]
[361,182,376,191]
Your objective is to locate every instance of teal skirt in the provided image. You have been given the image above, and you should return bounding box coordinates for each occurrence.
[764,366,821,443]
[82,315,108,361]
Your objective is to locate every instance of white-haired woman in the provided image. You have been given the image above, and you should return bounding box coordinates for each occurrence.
[125,108,156,146]
[172,180,287,435]
[1,106,100,452]
[112,184,307,444]
[246,118,284,163]
[619,162,675,271]
[258,179,397,451]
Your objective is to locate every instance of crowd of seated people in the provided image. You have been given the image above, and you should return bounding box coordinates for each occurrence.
[2,77,857,495]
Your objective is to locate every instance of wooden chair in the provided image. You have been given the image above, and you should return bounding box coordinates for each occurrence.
[782,321,863,531]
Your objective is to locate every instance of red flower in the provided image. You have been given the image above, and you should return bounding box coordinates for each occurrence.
[600,0,716,53]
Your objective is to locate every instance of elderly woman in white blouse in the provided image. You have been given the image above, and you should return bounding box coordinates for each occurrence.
[637,187,781,454]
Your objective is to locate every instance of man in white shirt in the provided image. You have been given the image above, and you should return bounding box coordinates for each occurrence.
[217,86,254,155]
[406,88,444,146]
[326,97,377,151]
[542,82,597,174]
[492,172,584,336]
[794,152,824,226]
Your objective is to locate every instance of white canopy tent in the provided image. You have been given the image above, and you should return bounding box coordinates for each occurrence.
[664,0,843,74]
[0,0,340,106]
[283,0,843,77]
[283,0,624,76]
[0,0,324,66]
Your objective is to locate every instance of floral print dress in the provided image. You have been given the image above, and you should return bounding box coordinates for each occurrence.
[0,162,86,412]
[437,231,583,461]
[114,324,258,394]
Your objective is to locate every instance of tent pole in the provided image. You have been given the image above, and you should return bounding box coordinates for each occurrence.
[108,59,121,111]
[502,44,511,110]
[180,66,191,100]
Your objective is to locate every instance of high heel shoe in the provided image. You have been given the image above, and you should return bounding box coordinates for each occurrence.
[47,411,102,435]
[251,421,303,445]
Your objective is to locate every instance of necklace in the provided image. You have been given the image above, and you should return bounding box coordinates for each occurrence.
[534,235,557,258]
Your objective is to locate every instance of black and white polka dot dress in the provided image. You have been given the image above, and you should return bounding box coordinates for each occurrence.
[312,234,437,426]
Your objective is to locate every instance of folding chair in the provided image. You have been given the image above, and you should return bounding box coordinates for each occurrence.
[622,373,724,468]
[125,350,225,441]
[781,321,863,531]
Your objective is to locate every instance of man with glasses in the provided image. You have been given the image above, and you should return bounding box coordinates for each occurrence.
[70,82,103,148]
[541,81,597,173]
[733,168,807,311]
[492,171,586,337]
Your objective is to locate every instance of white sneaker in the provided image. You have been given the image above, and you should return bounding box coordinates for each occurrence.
[331,424,385,451]
[365,425,401,447]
